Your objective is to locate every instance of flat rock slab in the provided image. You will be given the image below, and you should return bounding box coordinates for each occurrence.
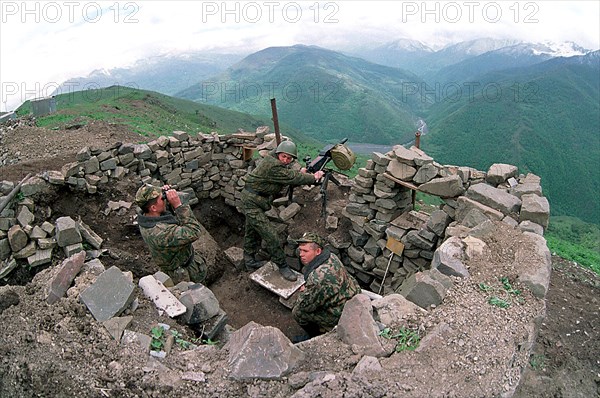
[139,275,186,317]
[279,289,301,309]
[249,262,304,299]
[80,266,135,322]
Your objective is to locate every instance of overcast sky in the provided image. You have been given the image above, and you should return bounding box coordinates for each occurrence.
[1,0,599,111]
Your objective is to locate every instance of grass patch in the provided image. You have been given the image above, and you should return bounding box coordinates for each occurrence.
[151,325,217,353]
[479,276,524,308]
[19,86,277,139]
[379,327,421,352]
[529,354,547,370]
[546,216,600,275]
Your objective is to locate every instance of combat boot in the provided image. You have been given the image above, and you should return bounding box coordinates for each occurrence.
[278,265,298,282]
[244,252,265,271]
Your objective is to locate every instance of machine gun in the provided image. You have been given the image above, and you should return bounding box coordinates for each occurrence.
[304,138,356,218]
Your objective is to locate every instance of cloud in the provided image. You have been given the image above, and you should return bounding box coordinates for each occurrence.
[1,1,598,111]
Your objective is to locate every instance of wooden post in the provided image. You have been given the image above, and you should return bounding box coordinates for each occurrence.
[270,98,282,145]
[412,131,421,209]
[270,98,294,202]
[0,173,31,215]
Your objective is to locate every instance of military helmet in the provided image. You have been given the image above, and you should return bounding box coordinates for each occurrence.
[295,232,325,248]
[135,184,162,207]
[275,140,298,158]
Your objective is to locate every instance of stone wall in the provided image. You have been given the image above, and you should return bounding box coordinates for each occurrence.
[342,144,550,301]
[0,128,271,270]
[1,128,551,304]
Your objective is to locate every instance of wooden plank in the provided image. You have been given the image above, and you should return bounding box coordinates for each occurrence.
[382,172,419,191]
[231,133,257,140]
[222,133,257,140]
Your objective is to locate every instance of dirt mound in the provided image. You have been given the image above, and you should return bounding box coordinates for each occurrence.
[0,118,147,181]
[0,119,598,398]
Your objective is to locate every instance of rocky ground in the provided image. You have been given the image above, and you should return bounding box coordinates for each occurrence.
[0,119,598,397]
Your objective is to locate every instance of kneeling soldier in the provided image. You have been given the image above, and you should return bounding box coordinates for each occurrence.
[135,184,207,284]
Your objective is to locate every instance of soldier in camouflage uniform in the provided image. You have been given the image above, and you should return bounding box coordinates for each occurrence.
[242,140,324,281]
[135,184,207,284]
[292,232,361,337]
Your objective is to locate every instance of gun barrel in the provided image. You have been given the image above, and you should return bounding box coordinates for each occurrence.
[340,138,348,144]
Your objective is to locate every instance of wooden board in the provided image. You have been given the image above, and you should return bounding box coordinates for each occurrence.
[385,237,405,255]
[383,172,419,191]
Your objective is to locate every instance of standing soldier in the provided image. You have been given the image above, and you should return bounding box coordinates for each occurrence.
[242,140,324,281]
[135,184,207,284]
[292,232,361,339]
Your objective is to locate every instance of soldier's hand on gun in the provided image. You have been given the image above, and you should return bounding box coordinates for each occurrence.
[162,185,182,209]
[314,170,325,182]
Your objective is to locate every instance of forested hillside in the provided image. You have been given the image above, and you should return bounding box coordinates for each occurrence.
[425,55,600,224]
[176,45,425,144]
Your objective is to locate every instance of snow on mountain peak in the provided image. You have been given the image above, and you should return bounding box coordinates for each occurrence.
[384,39,433,53]
[532,41,590,57]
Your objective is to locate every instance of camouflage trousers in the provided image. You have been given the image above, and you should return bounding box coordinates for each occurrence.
[243,207,286,266]
[292,306,335,333]
[163,255,207,285]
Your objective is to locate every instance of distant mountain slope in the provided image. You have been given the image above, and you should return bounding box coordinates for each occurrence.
[354,38,522,77]
[18,86,294,139]
[176,45,426,144]
[352,38,591,82]
[429,41,592,84]
[55,52,244,98]
[430,43,553,84]
[348,38,434,72]
[425,52,600,224]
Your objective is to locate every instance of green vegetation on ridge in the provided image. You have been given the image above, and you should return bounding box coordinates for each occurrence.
[17,86,284,138]
[546,216,600,274]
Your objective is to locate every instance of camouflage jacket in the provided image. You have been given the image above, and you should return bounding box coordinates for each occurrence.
[137,204,202,272]
[294,249,361,330]
[244,151,316,208]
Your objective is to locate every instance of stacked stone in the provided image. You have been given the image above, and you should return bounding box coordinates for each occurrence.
[0,190,104,278]
[0,126,300,276]
[29,128,269,209]
[341,144,551,299]
[2,129,551,306]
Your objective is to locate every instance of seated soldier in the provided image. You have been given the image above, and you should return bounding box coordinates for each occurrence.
[135,184,206,284]
[292,232,361,339]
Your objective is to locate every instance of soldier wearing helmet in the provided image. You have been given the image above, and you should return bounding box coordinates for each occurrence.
[241,140,325,281]
[135,184,207,284]
[291,232,361,341]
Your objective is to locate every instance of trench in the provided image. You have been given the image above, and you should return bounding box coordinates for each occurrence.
[194,198,305,339]
[0,184,305,340]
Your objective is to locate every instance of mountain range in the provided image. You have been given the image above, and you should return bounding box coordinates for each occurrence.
[425,50,599,224]
[176,45,426,144]
[56,52,244,98]
[55,39,599,223]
